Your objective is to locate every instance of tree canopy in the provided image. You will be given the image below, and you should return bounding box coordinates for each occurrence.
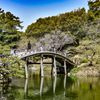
[32,30,73,52]
[0,8,23,47]
[25,8,86,37]
[0,45,25,83]
[88,0,100,17]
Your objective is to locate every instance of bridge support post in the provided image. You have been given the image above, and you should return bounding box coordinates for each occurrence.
[53,76,57,94]
[40,77,44,96]
[51,58,54,75]
[25,58,28,79]
[64,59,67,74]
[64,75,66,96]
[24,79,28,97]
[54,55,57,76]
[40,54,44,77]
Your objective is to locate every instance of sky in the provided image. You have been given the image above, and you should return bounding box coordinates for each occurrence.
[0,0,89,32]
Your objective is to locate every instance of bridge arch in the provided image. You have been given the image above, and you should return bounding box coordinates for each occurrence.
[17,51,76,78]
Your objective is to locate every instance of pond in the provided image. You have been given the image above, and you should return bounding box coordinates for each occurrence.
[0,69,100,100]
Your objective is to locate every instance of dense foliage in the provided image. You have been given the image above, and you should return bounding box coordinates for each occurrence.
[0,45,25,83]
[25,8,86,37]
[33,30,73,52]
[0,8,23,47]
[88,0,100,17]
[0,8,25,83]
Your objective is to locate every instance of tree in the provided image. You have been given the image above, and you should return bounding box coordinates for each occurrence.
[0,45,25,83]
[0,8,23,47]
[84,18,100,40]
[87,10,95,21]
[33,30,73,52]
[88,0,100,16]
[25,8,86,37]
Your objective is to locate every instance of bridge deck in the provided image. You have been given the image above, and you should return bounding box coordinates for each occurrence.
[16,50,75,66]
[17,50,76,78]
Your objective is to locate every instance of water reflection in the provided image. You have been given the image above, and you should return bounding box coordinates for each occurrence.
[1,70,100,100]
[26,73,72,99]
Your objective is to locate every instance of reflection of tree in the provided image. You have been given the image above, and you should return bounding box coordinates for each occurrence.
[71,76,100,100]
[1,74,100,100]
[0,85,25,100]
[0,75,76,100]
[65,91,78,99]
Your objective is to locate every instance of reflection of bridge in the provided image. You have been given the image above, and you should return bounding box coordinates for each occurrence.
[17,50,76,78]
[24,75,68,98]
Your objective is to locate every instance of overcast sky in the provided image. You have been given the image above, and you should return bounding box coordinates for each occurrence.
[0,0,89,32]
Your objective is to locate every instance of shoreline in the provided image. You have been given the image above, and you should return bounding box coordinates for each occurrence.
[71,66,100,77]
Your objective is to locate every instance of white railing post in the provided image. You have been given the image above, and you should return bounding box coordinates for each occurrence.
[40,47,43,52]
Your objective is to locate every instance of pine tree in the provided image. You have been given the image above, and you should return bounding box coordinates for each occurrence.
[0,45,25,83]
[0,8,23,47]
[25,8,86,37]
[88,0,100,16]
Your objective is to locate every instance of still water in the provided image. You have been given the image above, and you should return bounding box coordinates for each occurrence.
[0,69,100,100]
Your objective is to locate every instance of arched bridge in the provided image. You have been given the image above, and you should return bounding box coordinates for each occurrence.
[17,50,76,78]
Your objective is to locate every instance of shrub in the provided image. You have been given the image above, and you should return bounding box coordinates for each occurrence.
[96,58,100,64]
[70,67,79,73]
[80,58,89,63]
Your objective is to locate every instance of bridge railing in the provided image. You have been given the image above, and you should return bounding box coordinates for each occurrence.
[16,48,71,60]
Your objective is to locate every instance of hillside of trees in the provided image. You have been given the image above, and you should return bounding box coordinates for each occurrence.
[25,0,99,40]
[25,8,86,38]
